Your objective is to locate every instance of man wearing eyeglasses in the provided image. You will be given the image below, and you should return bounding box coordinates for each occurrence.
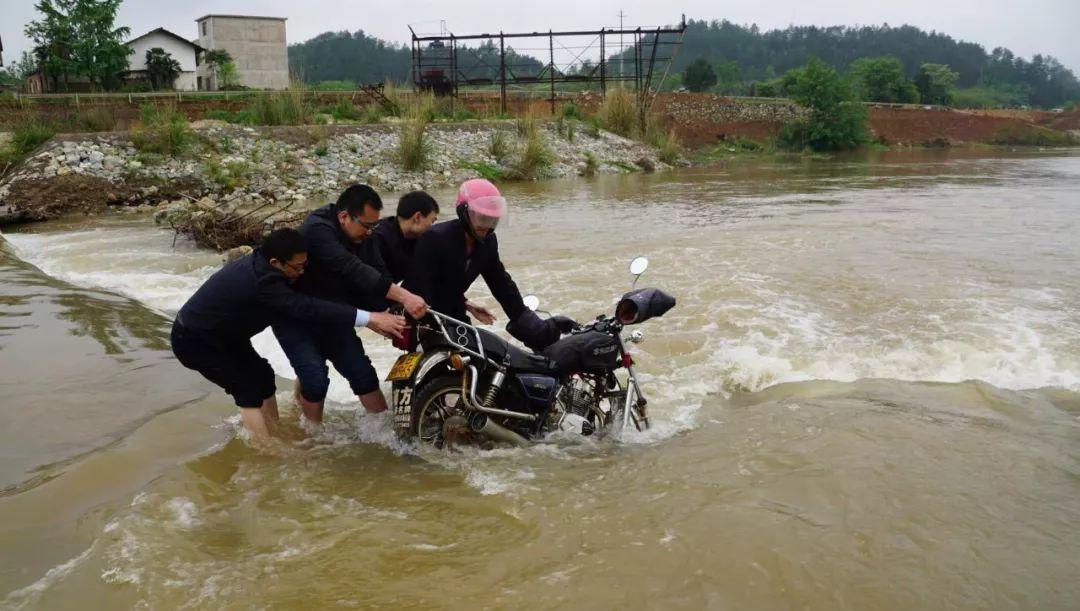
[272,184,429,424]
[171,228,393,441]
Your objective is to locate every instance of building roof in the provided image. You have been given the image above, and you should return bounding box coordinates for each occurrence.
[127,27,205,52]
[195,14,287,22]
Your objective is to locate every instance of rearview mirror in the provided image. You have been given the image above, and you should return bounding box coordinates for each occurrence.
[629,257,649,276]
[523,294,540,311]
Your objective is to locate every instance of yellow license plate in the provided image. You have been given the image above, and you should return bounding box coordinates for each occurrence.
[386,352,423,382]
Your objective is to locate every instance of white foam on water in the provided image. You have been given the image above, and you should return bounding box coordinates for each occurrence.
[1,545,96,610]
[6,198,1080,461]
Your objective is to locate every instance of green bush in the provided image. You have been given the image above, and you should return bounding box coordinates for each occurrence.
[464,161,504,181]
[396,100,431,171]
[489,129,510,162]
[203,109,255,124]
[311,80,357,91]
[582,151,598,176]
[952,86,1029,109]
[2,115,55,170]
[1063,101,1077,112]
[778,58,868,151]
[645,121,681,164]
[850,57,919,103]
[314,144,329,157]
[361,104,385,123]
[506,118,553,180]
[72,106,120,132]
[584,117,601,138]
[247,90,313,125]
[324,100,362,121]
[133,105,192,155]
[990,125,1077,146]
[598,88,637,137]
[561,102,583,119]
[203,159,251,190]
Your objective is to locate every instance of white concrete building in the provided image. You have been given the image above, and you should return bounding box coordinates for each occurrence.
[125,28,202,90]
[195,15,289,90]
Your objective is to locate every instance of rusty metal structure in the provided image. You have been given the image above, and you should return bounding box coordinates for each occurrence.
[409,17,686,127]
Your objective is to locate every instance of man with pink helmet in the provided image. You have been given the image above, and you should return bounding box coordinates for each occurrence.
[406,178,524,325]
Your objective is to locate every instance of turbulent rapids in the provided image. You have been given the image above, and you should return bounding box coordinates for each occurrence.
[1,149,1079,609]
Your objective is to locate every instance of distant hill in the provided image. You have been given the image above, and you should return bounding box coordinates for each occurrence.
[288,20,1080,108]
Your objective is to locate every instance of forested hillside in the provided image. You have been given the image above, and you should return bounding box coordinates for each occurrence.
[287,20,1080,108]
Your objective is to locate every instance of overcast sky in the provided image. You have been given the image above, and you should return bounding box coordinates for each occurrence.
[2,0,1078,72]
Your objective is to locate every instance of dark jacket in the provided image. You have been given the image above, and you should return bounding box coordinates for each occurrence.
[360,217,415,283]
[176,251,355,345]
[405,218,526,322]
[294,204,393,308]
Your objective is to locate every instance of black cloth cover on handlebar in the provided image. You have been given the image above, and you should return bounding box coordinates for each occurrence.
[616,288,676,325]
[506,310,576,353]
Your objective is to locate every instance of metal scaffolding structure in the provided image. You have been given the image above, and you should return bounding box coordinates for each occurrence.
[408,17,686,126]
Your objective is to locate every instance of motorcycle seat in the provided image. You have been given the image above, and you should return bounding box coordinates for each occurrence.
[476,329,556,374]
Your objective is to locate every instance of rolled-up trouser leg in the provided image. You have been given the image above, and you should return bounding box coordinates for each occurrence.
[272,321,331,403]
[317,326,381,397]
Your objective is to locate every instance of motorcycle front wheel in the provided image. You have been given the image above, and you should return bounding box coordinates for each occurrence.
[411,375,466,448]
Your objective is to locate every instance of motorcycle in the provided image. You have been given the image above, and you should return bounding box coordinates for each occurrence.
[386,257,676,448]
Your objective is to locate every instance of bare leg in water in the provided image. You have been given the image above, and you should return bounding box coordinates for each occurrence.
[239,395,280,440]
[294,379,386,424]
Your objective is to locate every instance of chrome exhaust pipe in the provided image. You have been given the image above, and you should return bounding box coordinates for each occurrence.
[468,413,529,447]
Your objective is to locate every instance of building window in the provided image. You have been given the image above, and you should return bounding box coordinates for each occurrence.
[201,21,207,36]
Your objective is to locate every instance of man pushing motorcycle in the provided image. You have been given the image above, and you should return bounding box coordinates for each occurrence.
[406,179,573,351]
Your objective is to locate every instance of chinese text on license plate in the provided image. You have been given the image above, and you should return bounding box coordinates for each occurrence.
[386,352,422,381]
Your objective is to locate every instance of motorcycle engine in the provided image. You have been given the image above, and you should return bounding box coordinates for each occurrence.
[558,377,595,417]
[556,377,597,436]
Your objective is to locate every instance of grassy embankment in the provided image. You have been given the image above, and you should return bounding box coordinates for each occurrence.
[0,83,685,182]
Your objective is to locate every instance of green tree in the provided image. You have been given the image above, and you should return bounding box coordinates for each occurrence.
[714,60,742,93]
[25,0,130,91]
[24,0,77,91]
[144,47,181,90]
[70,0,131,90]
[850,56,919,103]
[914,63,959,105]
[780,57,868,151]
[682,58,717,92]
[4,50,39,84]
[204,49,240,89]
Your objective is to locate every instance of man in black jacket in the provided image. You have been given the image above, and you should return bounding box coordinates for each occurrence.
[406,179,523,325]
[407,179,576,351]
[171,228,406,440]
[362,190,439,283]
[273,185,429,423]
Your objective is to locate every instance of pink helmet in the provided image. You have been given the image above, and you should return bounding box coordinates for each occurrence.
[456,178,507,218]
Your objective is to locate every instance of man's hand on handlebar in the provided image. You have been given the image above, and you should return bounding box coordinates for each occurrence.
[367,311,407,339]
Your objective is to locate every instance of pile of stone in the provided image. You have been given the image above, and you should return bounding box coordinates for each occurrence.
[0,121,667,231]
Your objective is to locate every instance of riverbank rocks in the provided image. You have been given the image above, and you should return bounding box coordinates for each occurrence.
[0,121,668,230]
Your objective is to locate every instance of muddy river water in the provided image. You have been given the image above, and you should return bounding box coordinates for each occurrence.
[1,149,1078,609]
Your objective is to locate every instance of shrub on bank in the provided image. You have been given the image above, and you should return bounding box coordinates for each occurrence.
[1,115,56,173]
[488,130,510,162]
[506,115,553,180]
[645,118,682,164]
[599,88,637,137]
[248,89,314,125]
[133,105,192,155]
[990,124,1077,146]
[396,99,431,171]
[778,58,868,151]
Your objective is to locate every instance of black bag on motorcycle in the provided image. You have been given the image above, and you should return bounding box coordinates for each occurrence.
[616,288,676,325]
[542,331,621,375]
